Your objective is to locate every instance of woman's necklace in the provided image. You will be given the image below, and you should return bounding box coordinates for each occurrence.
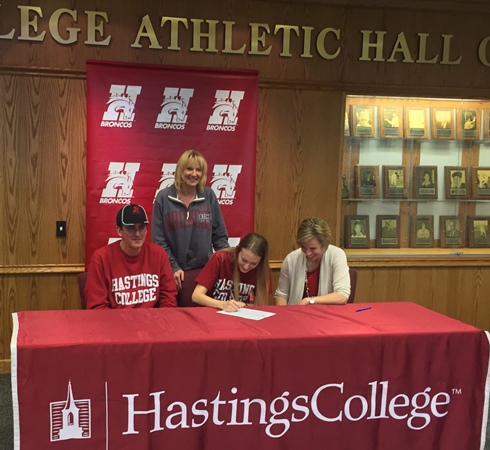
[304,260,319,297]
[304,268,311,298]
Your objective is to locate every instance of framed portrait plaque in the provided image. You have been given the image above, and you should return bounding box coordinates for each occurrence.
[411,215,434,248]
[379,107,403,138]
[344,215,370,249]
[431,108,454,139]
[405,107,427,139]
[444,166,469,199]
[440,216,464,248]
[376,215,400,248]
[457,108,479,140]
[355,165,380,198]
[468,216,490,248]
[351,105,375,138]
[471,167,490,199]
[383,165,407,198]
[413,166,437,199]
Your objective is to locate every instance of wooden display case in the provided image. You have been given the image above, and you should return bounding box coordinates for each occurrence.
[342,96,490,255]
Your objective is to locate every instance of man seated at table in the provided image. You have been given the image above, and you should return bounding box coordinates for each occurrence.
[85,204,177,309]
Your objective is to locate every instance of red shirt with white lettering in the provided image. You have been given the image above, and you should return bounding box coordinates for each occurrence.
[195,250,258,303]
[85,241,177,309]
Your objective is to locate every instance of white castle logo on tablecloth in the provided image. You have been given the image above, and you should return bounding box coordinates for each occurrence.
[50,381,91,441]
[155,88,194,129]
[100,162,141,204]
[101,85,142,127]
[210,165,242,205]
[207,90,245,131]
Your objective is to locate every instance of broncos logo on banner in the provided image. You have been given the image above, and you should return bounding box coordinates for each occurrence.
[208,90,245,126]
[102,85,142,122]
[211,165,242,204]
[100,162,141,200]
[106,95,135,121]
[160,97,187,122]
[211,99,238,125]
[154,163,177,200]
[156,88,195,124]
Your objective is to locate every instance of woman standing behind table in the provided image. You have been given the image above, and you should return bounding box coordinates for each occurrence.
[192,233,270,312]
[152,150,229,306]
[274,218,350,306]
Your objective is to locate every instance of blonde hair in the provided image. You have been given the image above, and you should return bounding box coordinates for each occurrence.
[297,218,331,249]
[174,150,207,192]
[224,233,270,306]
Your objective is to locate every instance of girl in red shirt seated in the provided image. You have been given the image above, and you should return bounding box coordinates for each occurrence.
[192,233,270,312]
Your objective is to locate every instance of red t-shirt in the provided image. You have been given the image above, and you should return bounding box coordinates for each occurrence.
[195,250,258,303]
[85,241,177,309]
[303,265,320,298]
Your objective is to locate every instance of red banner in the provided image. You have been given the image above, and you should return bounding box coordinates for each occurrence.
[85,61,258,266]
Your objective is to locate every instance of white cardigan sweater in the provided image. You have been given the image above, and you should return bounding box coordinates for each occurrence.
[274,246,351,305]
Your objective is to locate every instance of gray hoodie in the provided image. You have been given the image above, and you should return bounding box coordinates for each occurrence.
[152,185,229,272]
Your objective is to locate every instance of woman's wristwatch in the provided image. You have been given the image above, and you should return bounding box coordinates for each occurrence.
[309,297,316,305]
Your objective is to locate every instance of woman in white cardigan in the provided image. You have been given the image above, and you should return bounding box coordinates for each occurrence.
[274,218,350,306]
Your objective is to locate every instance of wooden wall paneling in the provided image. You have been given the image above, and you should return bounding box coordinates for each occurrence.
[1,74,31,267]
[474,267,490,331]
[0,74,86,267]
[268,269,281,305]
[341,6,490,96]
[255,87,343,260]
[1,1,489,95]
[0,273,82,363]
[350,266,490,331]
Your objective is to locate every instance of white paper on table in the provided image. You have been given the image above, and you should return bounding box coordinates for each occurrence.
[217,308,276,321]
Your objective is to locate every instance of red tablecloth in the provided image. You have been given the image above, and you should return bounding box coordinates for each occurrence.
[11,302,490,450]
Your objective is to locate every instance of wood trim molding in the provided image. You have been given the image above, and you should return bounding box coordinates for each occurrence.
[271,250,490,269]
[3,258,487,274]
[0,264,85,275]
[0,65,86,79]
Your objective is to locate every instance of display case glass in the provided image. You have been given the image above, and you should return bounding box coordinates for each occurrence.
[342,96,490,254]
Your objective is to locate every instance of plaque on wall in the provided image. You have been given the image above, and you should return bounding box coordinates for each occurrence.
[444,166,469,199]
[344,215,370,249]
[431,108,454,139]
[356,165,380,198]
[351,105,375,138]
[440,216,464,248]
[405,107,427,139]
[468,216,490,248]
[379,107,403,138]
[383,165,407,198]
[457,108,480,140]
[413,165,438,199]
[471,167,490,199]
[376,215,400,248]
[411,215,434,248]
